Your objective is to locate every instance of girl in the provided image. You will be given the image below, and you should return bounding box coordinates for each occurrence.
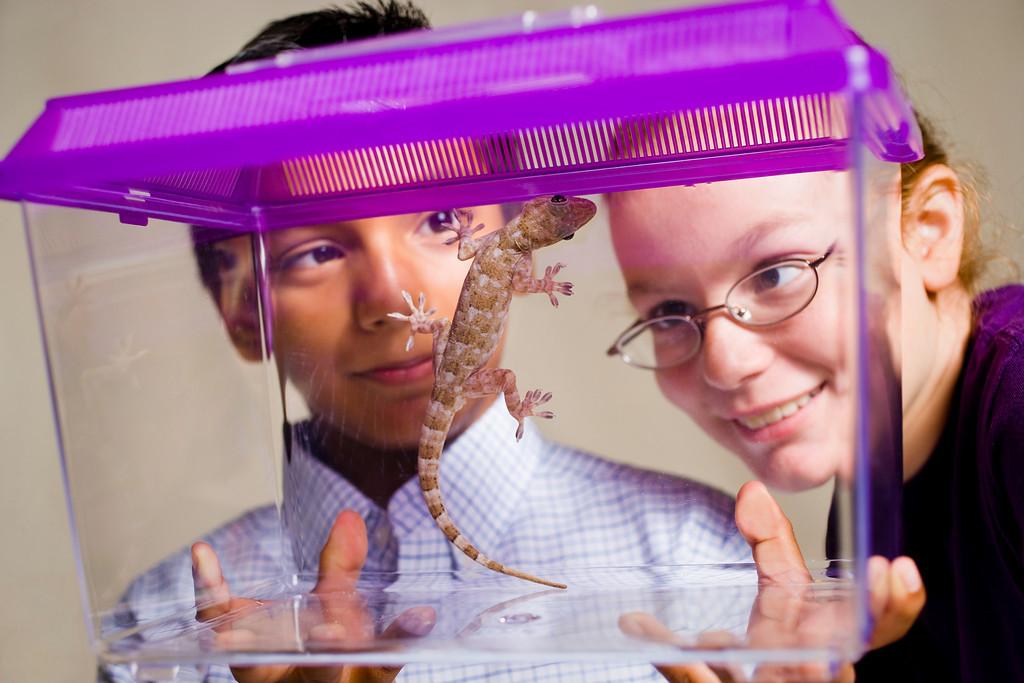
[607,116,1023,681]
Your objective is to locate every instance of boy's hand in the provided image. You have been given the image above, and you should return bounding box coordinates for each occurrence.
[620,481,925,683]
[192,509,435,683]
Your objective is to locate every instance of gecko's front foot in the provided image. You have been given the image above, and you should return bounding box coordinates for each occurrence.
[441,209,485,245]
[387,290,445,351]
[511,389,554,441]
[540,263,573,308]
[440,209,487,261]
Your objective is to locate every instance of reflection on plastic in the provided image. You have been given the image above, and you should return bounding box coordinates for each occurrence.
[104,565,859,669]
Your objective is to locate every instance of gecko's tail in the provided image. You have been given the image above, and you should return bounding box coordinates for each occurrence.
[474,557,569,590]
[419,400,567,590]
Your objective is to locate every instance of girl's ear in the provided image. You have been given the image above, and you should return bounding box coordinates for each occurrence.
[901,164,965,293]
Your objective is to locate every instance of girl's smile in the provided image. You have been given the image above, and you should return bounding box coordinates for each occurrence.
[728,380,827,443]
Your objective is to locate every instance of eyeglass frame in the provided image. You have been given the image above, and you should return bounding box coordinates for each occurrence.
[606,245,835,370]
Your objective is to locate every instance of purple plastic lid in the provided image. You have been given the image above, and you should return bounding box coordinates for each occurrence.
[0,0,921,231]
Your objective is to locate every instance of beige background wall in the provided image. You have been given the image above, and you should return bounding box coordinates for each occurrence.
[1,1,1021,680]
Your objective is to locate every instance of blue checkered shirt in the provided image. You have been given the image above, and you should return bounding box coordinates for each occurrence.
[101,401,751,682]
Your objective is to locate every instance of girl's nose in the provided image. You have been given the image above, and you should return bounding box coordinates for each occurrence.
[699,315,774,390]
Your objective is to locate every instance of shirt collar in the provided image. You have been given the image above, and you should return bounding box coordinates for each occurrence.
[282,398,543,572]
[281,424,380,574]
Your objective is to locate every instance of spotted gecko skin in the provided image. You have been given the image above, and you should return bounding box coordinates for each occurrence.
[389,195,596,589]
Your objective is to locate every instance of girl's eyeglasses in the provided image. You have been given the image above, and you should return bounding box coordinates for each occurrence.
[607,246,834,370]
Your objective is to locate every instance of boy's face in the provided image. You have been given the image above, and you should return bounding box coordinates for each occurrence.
[211,206,506,449]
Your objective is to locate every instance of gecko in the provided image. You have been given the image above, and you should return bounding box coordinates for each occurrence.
[388,194,597,589]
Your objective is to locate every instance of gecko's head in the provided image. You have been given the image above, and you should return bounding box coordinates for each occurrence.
[514,194,597,250]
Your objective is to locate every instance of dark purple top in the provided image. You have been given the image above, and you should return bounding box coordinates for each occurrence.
[857,284,1024,681]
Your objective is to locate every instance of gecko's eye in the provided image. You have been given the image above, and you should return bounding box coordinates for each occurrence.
[550,195,567,204]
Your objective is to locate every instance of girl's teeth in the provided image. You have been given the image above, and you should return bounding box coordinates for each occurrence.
[738,391,815,430]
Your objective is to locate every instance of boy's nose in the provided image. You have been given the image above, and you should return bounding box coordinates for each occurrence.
[699,316,773,390]
[352,239,413,331]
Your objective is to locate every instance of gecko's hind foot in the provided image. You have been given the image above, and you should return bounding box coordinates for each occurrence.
[511,389,554,441]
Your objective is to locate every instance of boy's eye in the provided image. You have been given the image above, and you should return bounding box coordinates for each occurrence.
[420,210,455,235]
[277,243,345,271]
[212,248,239,273]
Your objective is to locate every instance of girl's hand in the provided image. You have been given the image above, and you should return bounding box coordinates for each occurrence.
[621,482,925,683]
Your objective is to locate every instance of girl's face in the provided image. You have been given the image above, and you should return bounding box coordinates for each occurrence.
[212,206,505,450]
[609,173,857,491]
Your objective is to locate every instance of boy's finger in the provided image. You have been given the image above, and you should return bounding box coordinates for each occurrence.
[192,542,232,622]
[314,509,369,595]
[734,481,811,584]
[331,607,439,682]
[335,663,408,683]
[300,609,435,683]
[654,662,726,683]
[311,510,373,648]
[382,606,437,640]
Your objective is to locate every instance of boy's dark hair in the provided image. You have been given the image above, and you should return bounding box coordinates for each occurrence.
[194,1,430,299]
[206,1,430,76]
